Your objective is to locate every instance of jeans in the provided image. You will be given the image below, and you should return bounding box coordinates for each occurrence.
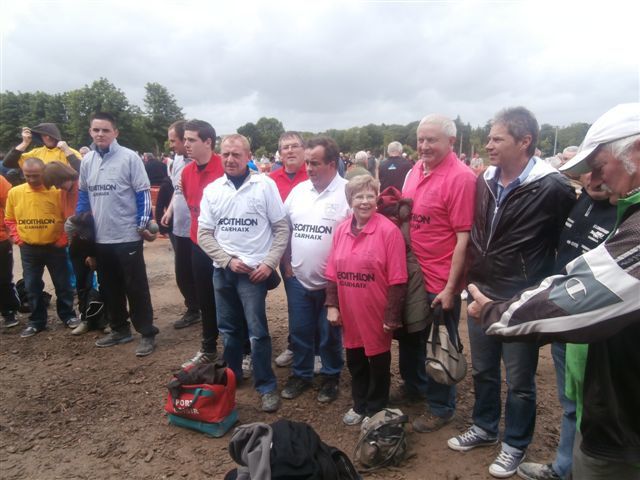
[214,267,276,395]
[468,315,539,452]
[397,291,460,418]
[551,342,577,478]
[284,276,343,381]
[20,244,76,328]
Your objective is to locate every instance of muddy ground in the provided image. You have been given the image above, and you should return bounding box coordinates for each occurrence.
[0,238,561,479]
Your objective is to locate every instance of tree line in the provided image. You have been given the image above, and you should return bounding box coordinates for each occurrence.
[1,78,589,159]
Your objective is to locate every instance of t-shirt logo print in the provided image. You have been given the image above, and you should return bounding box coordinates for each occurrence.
[324,203,338,219]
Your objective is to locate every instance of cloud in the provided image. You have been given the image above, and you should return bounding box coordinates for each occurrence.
[2,0,638,135]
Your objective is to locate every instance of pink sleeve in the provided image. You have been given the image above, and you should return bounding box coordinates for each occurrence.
[448,171,476,232]
[385,225,408,285]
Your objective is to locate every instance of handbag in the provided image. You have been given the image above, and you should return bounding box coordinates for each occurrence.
[425,306,467,385]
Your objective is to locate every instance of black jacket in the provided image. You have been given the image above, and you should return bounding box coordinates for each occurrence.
[468,159,575,301]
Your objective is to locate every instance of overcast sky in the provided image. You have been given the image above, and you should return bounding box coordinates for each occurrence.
[2,0,638,135]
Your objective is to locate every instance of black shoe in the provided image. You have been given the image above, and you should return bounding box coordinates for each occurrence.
[95,330,133,347]
[2,312,19,328]
[281,376,312,400]
[173,310,201,329]
[135,336,155,357]
[317,376,339,403]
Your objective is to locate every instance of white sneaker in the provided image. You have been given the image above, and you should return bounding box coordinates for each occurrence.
[313,355,322,374]
[242,355,253,379]
[275,348,294,367]
[489,449,525,478]
[343,408,365,426]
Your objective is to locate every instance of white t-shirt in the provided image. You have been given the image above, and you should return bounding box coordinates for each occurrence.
[285,174,351,290]
[199,173,286,268]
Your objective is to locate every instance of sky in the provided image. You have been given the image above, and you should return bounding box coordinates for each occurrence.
[1,0,639,135]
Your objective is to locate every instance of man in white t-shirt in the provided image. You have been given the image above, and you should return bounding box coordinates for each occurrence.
[280,136,350,403]
[197,134,289,413]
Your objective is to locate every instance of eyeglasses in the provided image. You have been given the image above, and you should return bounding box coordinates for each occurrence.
[280,144,302,151]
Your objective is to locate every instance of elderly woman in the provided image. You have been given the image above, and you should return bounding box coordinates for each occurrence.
[325,175,408,425]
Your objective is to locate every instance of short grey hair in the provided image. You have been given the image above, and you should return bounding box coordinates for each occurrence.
[345,174,380,206]
[417,114,457,138]
[387,141,403,156]
[609,134,640,174]
[563,146,579,155]
[354,150,369,167]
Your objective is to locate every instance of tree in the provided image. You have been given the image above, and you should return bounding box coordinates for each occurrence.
[237,122,260,149]
[255,117,284,154]
[143,82,183,155]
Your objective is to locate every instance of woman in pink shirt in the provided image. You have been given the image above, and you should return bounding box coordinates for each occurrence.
[325,175,408,426]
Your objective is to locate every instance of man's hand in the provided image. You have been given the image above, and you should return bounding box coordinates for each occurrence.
[282,262,294,279]
[18,127,32,150]
[467,284,493,320]
[160,210,173,227]
[249,263,272,283]
[327,306,342,326]
[85,257,97,271]
[432,288,455,311]
[56,140,73,155]
[229,258,254,274]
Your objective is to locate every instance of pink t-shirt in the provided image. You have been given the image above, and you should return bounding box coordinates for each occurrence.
[325,213,408,356]
[402,151,476,294]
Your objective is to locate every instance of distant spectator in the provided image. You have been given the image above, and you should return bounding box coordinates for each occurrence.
[143,152,169,186]
[378,141,413,191]
[345,151,372,180]
[470,152,485,176]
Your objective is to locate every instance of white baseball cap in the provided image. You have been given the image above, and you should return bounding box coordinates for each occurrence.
[560,103,640,175]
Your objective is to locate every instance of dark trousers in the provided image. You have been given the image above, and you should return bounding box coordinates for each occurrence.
[347,347,391,416]
[20,243,76,328]
[0,240,20,315]
[171,235,199,312]
[191,242,218,353]
[397,292,460,418]
[95,241,157,337]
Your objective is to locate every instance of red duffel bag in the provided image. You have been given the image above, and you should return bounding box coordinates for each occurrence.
[164,362,236,423]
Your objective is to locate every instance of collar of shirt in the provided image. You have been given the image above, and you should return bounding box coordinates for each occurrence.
[495,157,535,206]
[307,172,342,195]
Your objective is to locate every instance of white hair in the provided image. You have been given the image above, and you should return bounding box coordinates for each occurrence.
[354,150,369,166]
[609,134,640,174]
[417,114,456,137]
[387,141,403,156]
[563,145,579,155]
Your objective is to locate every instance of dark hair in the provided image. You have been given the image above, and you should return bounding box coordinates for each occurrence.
[184,119,216,144]
[306,136,339,166]
[169,120,186,140]
[90,112,118,129]
[493,107,539,157]
[278,131,304,150]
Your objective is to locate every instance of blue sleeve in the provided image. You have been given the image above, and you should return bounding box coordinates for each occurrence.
[76,189,91,215]
[136,189,152,229]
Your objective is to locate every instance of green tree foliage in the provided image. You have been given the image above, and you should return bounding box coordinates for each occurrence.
[144,82,184,155]
[237,117,284,153]
[0,78,183,155]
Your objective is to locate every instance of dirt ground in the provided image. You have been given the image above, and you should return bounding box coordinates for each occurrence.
[0,238,562,479]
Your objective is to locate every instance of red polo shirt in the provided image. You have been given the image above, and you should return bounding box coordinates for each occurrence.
[181,154,223,244]
[270,167,308,201]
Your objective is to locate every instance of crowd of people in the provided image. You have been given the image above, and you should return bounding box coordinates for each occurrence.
[0,104,638,479]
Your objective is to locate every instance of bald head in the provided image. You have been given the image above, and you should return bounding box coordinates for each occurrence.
[23,157,45,188]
